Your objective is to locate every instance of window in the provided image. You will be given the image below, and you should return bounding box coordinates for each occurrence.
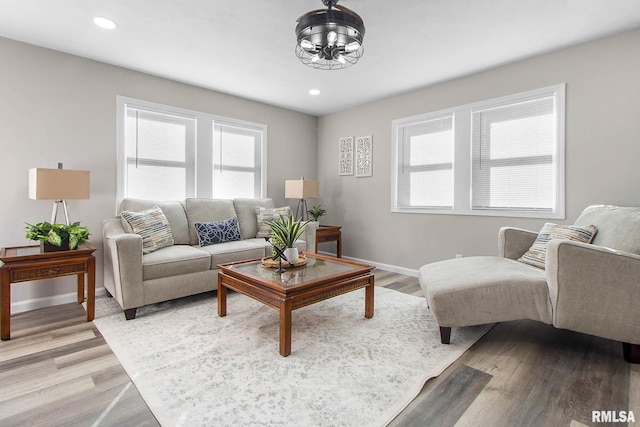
[396,115,454,209]
[392,84,565,218]
[124,107,196,201]
[213,122,263,199]
[117,97,266,204]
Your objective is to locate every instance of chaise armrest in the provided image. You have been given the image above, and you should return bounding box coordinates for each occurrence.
[499,227,538,260]
[546,239,640,344]
[102,218,144,310]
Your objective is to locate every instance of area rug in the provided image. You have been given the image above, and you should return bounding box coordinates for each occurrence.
[93,287,491,427]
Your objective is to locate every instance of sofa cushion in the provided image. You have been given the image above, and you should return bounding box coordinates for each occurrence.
[195,217,242,246]
[198,240,268,268]
[142,245,211,280]
[256,206,292,238]
[233,198,275,239]
[185,198,237,246]
[419,256,552,327]
[121,206,174,254]
[120,198,190,245]
[573,205,640,255]
[518,223,596,269]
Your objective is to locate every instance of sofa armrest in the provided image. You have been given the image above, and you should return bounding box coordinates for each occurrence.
[498,227,538,260]
[546,239,640,344]
[102,218,144,310]
[303,221,317,253]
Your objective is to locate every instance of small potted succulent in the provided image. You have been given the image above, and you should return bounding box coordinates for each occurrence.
[25,221,90,252]
[264,215,309,263]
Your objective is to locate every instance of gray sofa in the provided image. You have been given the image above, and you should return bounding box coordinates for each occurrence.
[103,198,316,319]
[419,205,640,363]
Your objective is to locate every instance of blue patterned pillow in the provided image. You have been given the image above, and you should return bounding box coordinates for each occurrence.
[195,217,242,246]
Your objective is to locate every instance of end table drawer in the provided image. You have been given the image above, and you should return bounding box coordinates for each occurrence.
[317,235,338,243]
[10,263,86,282]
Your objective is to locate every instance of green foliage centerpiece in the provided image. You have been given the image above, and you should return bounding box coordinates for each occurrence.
[264,215,309,268]
[25,221,90,251]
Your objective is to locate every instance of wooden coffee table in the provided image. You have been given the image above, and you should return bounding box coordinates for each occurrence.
[217,252,375,356]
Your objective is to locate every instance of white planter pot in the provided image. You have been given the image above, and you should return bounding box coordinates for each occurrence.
[284,247,299,263]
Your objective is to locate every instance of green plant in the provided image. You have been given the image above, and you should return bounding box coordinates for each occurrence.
[25,221,90,250]
[264,215,309,248]
[307,205,327,222]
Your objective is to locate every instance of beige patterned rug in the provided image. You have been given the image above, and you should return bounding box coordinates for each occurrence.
[93,287,491,427]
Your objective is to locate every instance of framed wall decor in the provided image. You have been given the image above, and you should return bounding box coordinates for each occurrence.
[355,135,373,177]
[339,136,354,176]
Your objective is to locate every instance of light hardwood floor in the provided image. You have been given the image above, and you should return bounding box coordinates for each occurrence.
[1,269,637,426]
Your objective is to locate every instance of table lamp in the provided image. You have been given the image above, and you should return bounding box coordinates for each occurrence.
[285,177,319,221]
[29,163,90,225]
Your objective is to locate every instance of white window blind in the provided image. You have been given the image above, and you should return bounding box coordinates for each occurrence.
[472,96,556,212]
[396,115,454,209]
[391,84,565,218]
[124,106,196,201]
[213,122,263,199]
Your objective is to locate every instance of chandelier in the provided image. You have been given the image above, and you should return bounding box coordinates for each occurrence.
[295,0,366,70]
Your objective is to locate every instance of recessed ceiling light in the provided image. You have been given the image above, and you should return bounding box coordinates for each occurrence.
[309,89,321,96]
[93,16,117,30]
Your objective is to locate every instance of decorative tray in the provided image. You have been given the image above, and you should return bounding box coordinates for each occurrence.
[261,255,308,269]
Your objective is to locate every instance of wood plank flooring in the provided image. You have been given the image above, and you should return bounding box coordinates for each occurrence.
[1,269,637,426]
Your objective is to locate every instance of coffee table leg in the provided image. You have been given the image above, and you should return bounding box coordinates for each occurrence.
[279,300,292,357]
[217,275,227,317]
[365,277,374,319]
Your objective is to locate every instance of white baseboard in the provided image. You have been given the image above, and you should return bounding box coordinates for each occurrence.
[318,251,418,277]
[11,287,108,314]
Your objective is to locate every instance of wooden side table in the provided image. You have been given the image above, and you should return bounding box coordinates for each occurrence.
[0,243,96,340]
[315,225,342,258]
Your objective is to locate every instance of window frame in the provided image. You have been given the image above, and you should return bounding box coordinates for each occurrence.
[116,96,267,209]
[391,84,566,219]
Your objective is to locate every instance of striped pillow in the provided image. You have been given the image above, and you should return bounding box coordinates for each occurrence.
[121,206,174,254]
[518,223,597,269]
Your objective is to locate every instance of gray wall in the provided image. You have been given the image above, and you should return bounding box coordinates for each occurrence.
[0,37,317,310]
[317,28,640,272]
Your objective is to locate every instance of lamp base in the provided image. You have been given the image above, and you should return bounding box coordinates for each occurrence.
[295,199,309,221]
[51,200,70,225]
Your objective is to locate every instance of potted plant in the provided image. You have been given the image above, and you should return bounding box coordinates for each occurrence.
[307,205,327,222]
[264,215,309,263]
[25,221,90,252]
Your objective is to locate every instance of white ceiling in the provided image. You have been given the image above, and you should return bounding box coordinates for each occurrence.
[2,0,640,116]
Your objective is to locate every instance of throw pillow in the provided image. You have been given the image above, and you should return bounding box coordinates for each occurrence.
[256,206,291,238]
[195,217,242,246]
[121,206,174,254]
[518,223,597,269]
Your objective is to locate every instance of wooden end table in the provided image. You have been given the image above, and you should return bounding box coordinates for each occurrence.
[217,252,374,357]
[315,225,342,257]
[0,243,96,340]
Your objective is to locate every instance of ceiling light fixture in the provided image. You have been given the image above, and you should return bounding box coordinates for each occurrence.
[309,89,321,96]
[93,16,117,30]
[295,0,365,70]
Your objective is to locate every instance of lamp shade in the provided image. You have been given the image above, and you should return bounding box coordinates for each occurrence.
[285,179,319,199]
[29,168,90,200]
